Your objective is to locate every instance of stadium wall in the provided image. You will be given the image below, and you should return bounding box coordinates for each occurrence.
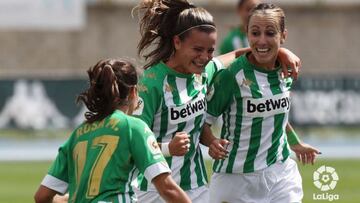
[0,3,359,77]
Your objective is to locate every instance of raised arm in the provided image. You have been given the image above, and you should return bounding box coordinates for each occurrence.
[216,47,301,79]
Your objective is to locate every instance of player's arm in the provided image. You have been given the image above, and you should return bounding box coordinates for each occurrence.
[35,141,69,203]
[201,123,229,160]
[216,47,301,79]
[130,119,190,202]
[287,123,321,165]
[201,69,235,159]
[34,185,58,203]
[152,173,191,203]
[159,131,191,157]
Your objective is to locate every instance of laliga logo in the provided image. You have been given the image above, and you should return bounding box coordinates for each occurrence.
[313,165,340,201]
[313,165,339,191]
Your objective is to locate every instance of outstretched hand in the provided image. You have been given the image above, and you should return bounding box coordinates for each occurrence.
[290,142,321,165]
[208,139,229,160]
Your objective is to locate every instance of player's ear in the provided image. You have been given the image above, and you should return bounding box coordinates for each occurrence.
[280,29,287,44]
[173,35,182,50]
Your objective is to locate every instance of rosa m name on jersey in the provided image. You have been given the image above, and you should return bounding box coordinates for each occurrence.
[169,95,206,124]
[245,92,291,117]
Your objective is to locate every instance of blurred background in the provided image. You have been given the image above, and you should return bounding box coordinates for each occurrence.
[0,0,359,202]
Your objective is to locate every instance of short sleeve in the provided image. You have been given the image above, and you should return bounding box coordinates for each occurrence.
[205,58,225,85]
[129,118,170,182]
[41,140,70,194]
[206,69,236,125]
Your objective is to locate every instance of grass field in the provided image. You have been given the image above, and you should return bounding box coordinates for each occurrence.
[1,159,359,203]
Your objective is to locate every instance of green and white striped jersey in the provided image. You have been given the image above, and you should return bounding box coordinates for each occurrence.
[206,54,293,174]
[41,110,170,203]
[133,59,223,191]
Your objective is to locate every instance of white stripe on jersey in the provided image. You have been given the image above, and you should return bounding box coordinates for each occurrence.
[176,77,192,104]
[253,69,272,96]
[163,75,175,107]
[252,71,273,171]
[254,116,274,171]
[232,114,252,173]
[235,69,252,98]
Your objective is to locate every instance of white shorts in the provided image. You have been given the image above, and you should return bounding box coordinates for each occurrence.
[209,158,303,203]
[134,185,209,203]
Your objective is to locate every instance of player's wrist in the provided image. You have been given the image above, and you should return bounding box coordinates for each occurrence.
[287,129,301,146]
[161,142,171,157]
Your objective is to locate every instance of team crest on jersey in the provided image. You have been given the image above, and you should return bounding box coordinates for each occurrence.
[146,73,156,79]
[137,84,148,93]
[194,74,203,84]
[132,97,144,116]
[147,135,161,155]
[242,78,253,87]
[165,84,173,92]
[206,85,215,101]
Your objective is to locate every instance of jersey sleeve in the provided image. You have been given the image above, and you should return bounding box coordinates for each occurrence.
[41,140,70,194]
[132,75,161,128]
[205,58,225,86]
[129,118,170,182]
[206,69,236,125]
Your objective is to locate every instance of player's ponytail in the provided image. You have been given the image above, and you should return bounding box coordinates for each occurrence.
[77,59,138,123]
[135,0,216,69]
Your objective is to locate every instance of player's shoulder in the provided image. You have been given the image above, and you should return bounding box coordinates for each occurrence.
[228,54,248,73]
[139,63,168,92]
[126,115,153,137]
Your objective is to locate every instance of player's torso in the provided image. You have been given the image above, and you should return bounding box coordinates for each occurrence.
[136,63,216,191]
[215,56,293,173]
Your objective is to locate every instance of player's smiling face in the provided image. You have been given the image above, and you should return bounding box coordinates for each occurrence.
[172,29,217,74]
[247,14,287,69]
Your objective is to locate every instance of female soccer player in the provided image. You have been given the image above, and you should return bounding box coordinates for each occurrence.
[204,3,320,203]
[219,0,261,54]
[34,59,191,203]
[132,1,303,202]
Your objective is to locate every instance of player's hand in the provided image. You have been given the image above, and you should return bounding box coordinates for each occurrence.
[208,139,229,160]
[52,193,69,203]
[278,48,301,80]
[169,132,191,156]
[290,142,321,165]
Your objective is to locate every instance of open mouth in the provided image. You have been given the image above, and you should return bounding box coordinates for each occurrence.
[256,48,270,53]
[192,61,206,69]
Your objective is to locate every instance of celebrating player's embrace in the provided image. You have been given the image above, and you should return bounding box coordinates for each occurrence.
[34,1,319,203]
[203,3,320,203]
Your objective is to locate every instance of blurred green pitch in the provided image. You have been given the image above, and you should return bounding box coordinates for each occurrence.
[1,159,359,203]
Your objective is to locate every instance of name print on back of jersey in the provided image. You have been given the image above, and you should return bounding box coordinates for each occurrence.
[169,95,206,124]
[245,92,291,118]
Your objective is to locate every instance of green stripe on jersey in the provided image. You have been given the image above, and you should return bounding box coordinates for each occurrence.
[266,73,285,165]
[207,54,293,174]
[135,60,222,191]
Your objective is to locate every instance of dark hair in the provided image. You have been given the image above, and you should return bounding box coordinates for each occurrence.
[247,3,285,33]
[135,0,216,69]
[237,0,247,8]
[77,59,138,123]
